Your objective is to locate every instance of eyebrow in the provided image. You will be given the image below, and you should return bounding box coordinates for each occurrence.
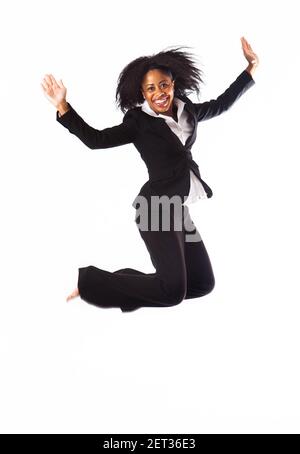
[145,79,169,87]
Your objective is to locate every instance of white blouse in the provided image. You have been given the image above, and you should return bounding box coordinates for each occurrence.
[141,97,208,205]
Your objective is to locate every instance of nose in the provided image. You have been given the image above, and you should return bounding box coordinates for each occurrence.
[155,88,167,98]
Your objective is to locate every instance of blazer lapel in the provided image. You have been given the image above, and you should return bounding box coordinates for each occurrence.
[179,94,197,150]
[141,94,197,153]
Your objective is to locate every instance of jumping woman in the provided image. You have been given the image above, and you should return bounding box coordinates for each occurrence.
[41,36,259,312]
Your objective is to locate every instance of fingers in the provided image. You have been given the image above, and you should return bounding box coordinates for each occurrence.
[241,36,253,51]
[40,81,47,92]
[241,37,255,55]
[41,73,60,91]
[241,37,248,48]
[44,74,52,86]
[50,74,60,89]
[66,287,79,302]
[46,74,59,89]
[41,78,52,96]
[41,78,50,90]
[57,79,65,89]
[41,73,67,99]
[241,39,258,65]
[240,37,259,67]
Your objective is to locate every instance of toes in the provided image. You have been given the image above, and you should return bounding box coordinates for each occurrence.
[66,288,79,302]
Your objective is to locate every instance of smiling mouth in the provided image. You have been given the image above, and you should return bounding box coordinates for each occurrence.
[153,96,169,108]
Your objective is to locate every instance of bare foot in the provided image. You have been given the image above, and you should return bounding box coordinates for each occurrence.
[66,287,79,302]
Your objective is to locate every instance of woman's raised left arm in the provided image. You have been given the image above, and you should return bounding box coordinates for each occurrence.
[193,37,259,122]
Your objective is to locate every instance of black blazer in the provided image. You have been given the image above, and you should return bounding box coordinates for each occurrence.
[56,69,255,205]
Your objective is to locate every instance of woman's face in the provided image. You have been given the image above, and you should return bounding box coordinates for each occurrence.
[141,69,175,116]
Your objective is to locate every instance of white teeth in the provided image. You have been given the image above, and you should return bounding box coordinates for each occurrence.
[155,97,168,105]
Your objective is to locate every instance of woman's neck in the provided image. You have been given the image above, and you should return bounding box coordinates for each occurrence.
[160,102,178,122]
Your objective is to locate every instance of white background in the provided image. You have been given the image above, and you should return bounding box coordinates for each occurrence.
[0,0,299,434]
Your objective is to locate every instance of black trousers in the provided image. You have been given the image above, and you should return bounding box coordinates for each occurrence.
[77,202,215,312]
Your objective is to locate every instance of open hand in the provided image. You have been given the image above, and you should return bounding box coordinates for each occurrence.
[241,37,259,67]
[41,74,67,108]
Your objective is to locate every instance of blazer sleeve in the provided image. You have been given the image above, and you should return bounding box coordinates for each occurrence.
[56,103,138,149]
[193,69,255,122]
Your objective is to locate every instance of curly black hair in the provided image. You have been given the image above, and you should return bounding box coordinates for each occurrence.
[115,45,204,113]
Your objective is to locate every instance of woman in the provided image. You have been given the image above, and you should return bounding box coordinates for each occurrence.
[41,37,259,312]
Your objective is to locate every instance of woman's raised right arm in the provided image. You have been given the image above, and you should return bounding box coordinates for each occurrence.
[41,74,138,149]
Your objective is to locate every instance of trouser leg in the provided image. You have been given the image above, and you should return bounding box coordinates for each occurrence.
[77,205,188,311]
[115,205,215,307]
[181,205,215,299]
[77,202,215,312]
